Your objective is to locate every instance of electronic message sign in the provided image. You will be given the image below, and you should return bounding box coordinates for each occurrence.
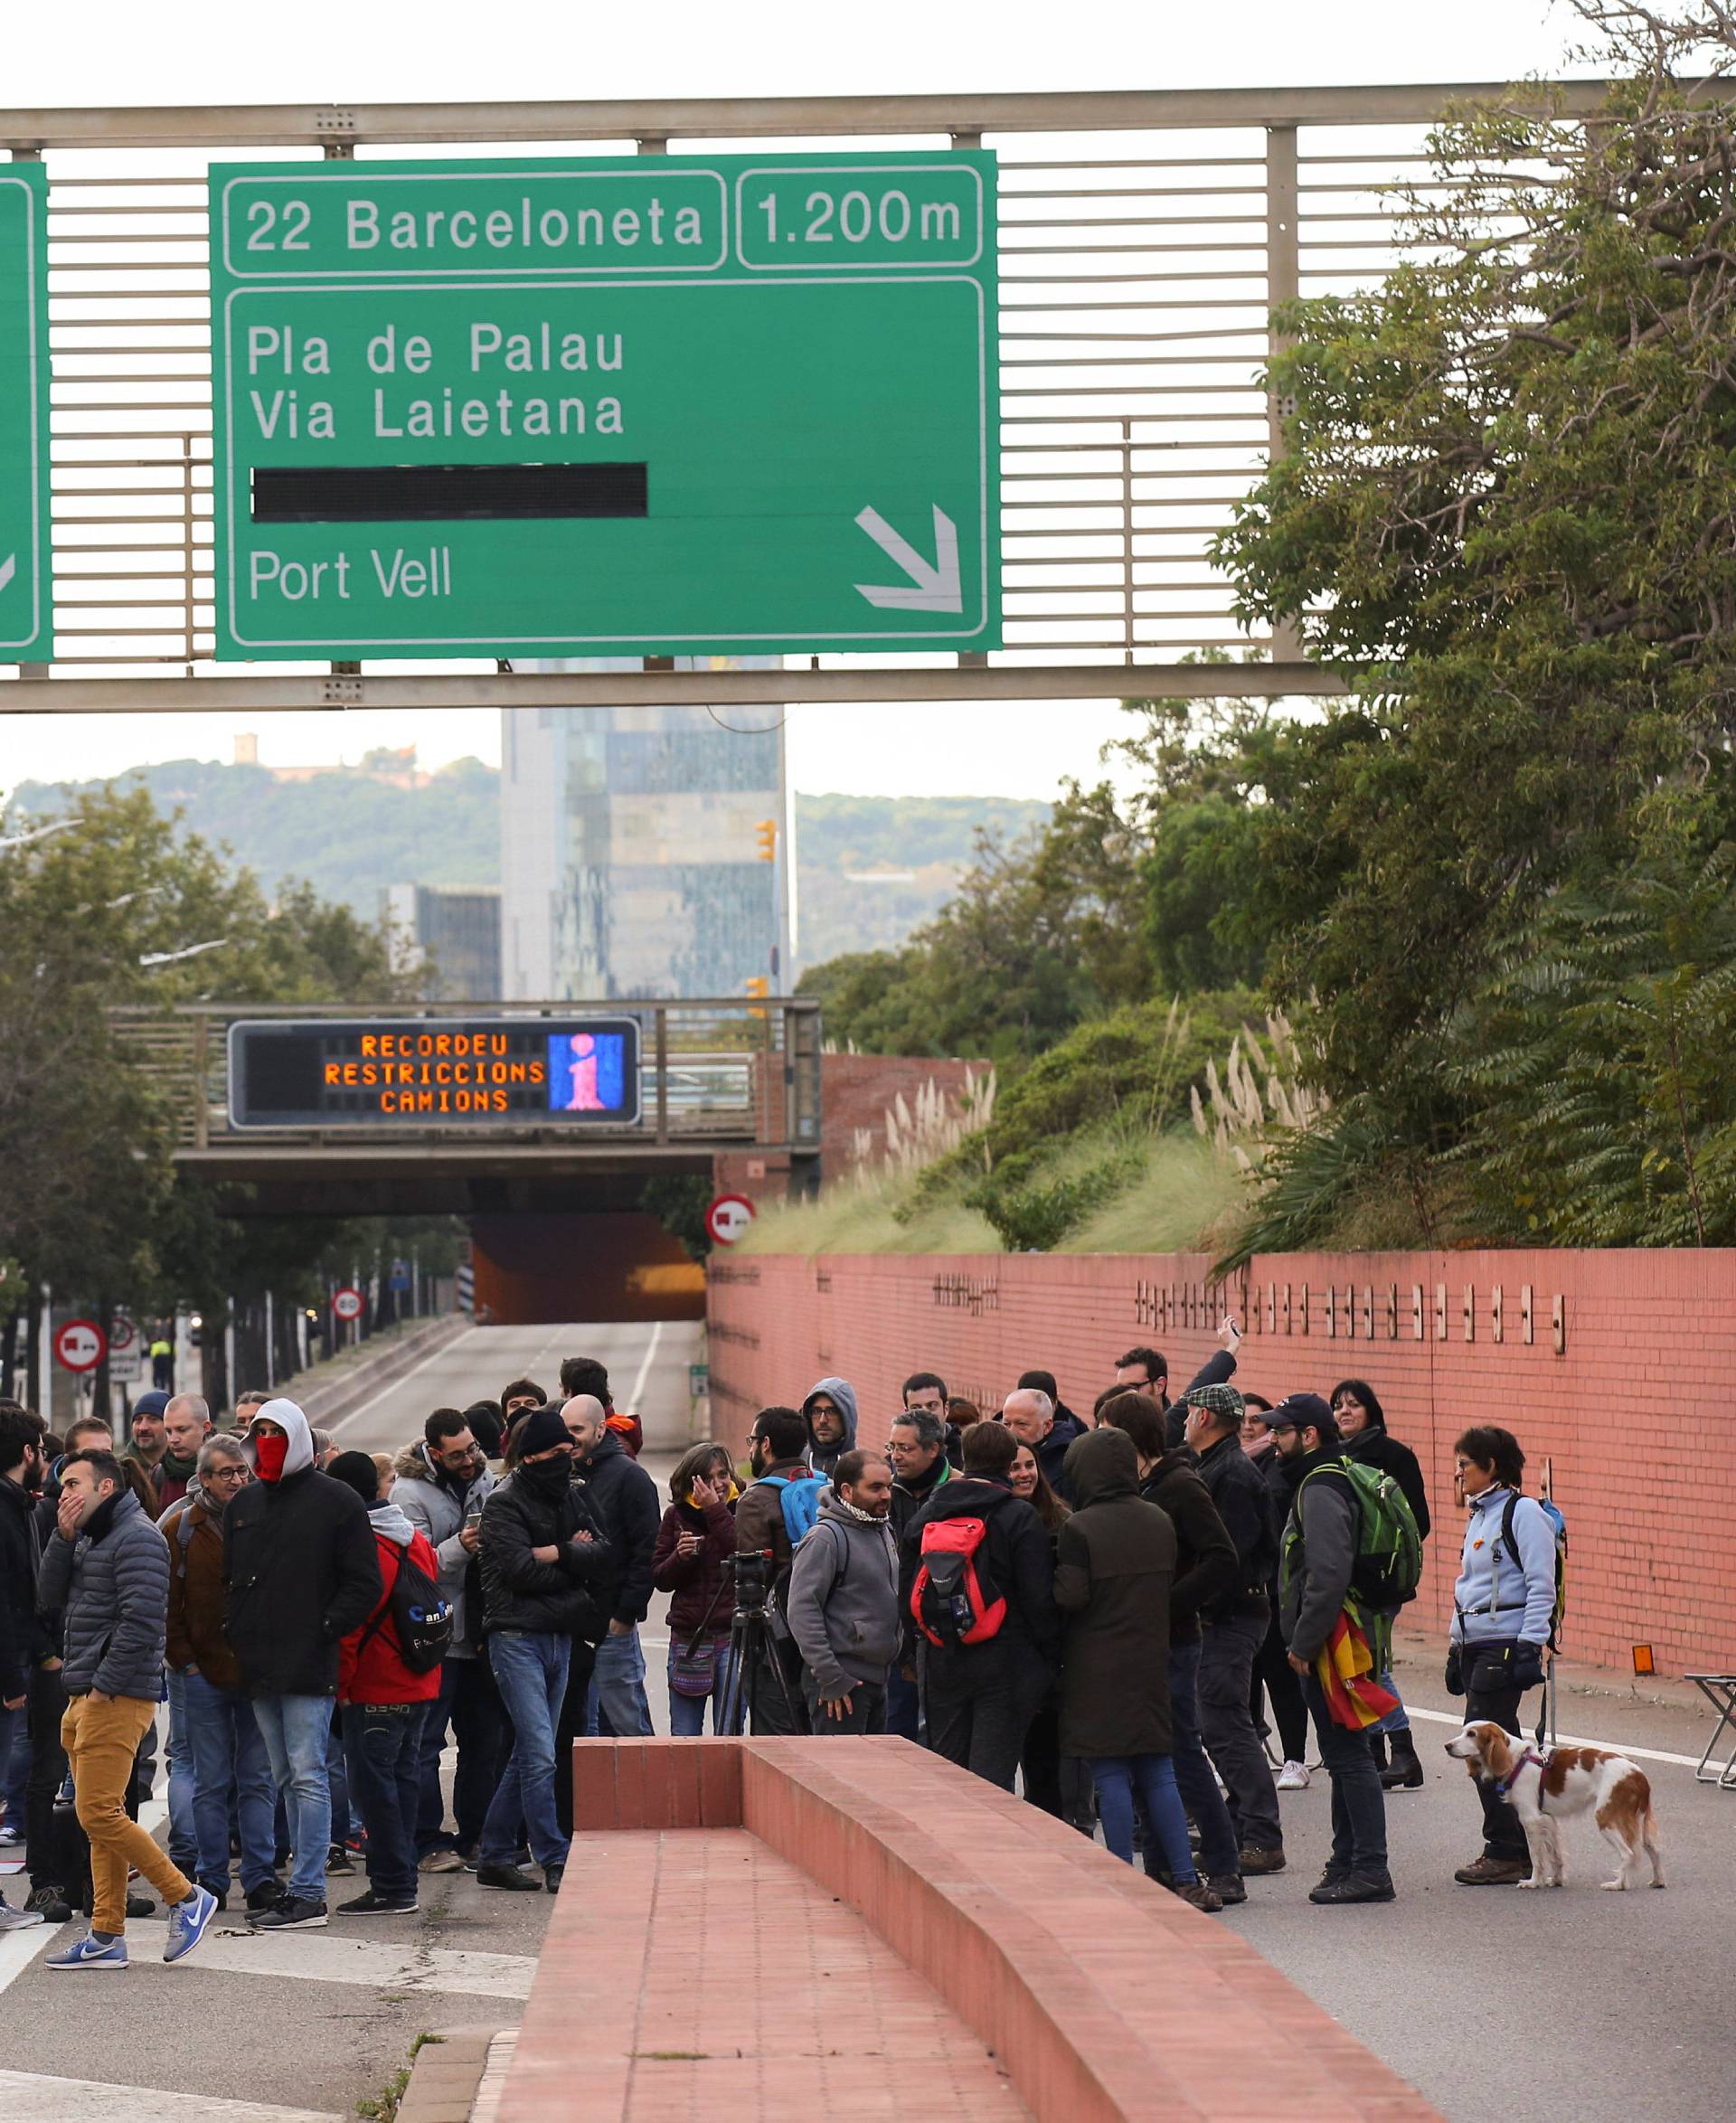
[227,1016,642,1129]
[0,164,51,659]
[209,153,998,659]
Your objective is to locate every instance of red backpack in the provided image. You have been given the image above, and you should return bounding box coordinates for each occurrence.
[911,1516,1006,1648]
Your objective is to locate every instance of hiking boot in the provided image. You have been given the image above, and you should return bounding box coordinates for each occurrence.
[24,1886,73,1925]
[1237,1845,1287,1875]
[419,1849,464,1874]
[1381,1732,1425,1790]
[1309,1869,1396,1905]
[1454,1854,1530,1887]
[1275,1760,1311,1790]
[475,1864,542,1892]
[1171,1879,1223,1914]
[1203,1873,1246,1906]
[124,1893,155,1920]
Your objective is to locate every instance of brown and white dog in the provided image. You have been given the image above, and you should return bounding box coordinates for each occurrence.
[1444,1722,1665,1892]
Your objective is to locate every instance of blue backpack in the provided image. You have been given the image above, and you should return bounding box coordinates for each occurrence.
[757,1471,828,1546]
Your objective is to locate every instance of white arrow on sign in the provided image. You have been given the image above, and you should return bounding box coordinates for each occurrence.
[854,505,962,614]
[0,554,14,597]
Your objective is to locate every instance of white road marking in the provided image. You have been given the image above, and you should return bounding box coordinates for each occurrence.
[121,1919,535,1999]
[1406,1701,1704,1770]
[627,1318,664,1413]
[0,1797,166,1999]
[327,1325,482,1435]
[0,2071,341,2123]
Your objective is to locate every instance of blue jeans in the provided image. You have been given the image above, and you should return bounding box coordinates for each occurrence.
[1090,1753,1196,1879]
[326,1713,350,1846]
[1156,1637,1240,1879]
[585,1626,654,1738]
[184,1670,277,1896]
[482,1632,570,1873]
[165,1668,198,1873]
[666,1641,736,1737]
[250,1694,335,1903]
[416,1655,511,1856]
[341,1703,421,1901]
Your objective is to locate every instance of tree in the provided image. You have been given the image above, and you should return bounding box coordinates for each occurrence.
[1206,5,1736,1243]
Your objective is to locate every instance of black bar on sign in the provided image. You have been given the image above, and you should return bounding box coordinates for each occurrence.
[250,462,649,523]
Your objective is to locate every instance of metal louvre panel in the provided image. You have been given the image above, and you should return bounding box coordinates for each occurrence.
[0,86,1593,696]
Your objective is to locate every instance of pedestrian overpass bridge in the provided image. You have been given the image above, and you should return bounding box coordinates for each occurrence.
[111,997,821,1215]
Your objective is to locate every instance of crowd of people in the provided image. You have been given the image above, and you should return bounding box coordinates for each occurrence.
[0,1323,1566,1967]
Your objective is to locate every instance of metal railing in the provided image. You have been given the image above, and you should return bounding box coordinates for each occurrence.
[2,81,1608,707]
[109,996,823,1156]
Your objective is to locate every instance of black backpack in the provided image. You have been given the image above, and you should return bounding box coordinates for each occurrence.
[357,1542,453,1675]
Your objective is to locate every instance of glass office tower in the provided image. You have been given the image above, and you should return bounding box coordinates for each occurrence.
[500,661,789,1001]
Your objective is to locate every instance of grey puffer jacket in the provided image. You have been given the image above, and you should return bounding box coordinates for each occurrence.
[393,1442,495,1656]
[37,1489,170,1701]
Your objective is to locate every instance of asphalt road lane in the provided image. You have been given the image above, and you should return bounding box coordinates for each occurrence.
[329,1317,704,1459]
[1230,1639,1730,2123]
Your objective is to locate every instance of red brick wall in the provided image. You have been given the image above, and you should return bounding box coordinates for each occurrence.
[707,1247,1736,1679]
[816,1054,985,1176]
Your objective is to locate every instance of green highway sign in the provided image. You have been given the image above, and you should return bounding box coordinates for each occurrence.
[209,154,998,660]
[0,163,51,659]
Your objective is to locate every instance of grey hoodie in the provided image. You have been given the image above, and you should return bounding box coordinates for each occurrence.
[784,1488,900,1701]
[800,1376,860,1477]
[367,1499,418,1549]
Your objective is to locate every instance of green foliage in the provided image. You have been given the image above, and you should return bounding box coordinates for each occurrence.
[640,1174,716,1260]
[1451,849,1736,1245]
[965,1128,1148,1251]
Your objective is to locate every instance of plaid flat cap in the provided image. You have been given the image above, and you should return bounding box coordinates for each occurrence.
[1183,1382,1245,1426]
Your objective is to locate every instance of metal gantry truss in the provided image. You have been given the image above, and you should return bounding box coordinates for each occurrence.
[1,81,1609,712]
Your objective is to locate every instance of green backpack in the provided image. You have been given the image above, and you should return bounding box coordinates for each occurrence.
[1284,1458,1424,1614]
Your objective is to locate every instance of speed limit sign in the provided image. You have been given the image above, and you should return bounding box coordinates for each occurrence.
[705,1194,757,1247]
[53,1318,107,1373]
[332,1286,364,1323]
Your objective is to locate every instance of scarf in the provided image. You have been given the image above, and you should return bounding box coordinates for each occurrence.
[829,1493,885,1528]
[161,1446,199,1486]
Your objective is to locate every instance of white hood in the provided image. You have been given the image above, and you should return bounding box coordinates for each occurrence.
[247,1397,315,1478]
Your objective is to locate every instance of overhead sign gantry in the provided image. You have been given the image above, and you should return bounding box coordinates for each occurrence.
[209,152,999,660]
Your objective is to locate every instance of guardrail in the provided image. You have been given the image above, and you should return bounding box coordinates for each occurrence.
[110,996,822,1156]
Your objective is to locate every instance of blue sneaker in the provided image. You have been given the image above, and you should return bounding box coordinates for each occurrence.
[46,1932,128,1971]
[164,1884,218,1965]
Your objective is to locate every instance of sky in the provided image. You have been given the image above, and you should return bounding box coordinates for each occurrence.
[4,0,1582,800]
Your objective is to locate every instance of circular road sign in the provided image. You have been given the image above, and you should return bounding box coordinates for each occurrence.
[109,1315,137,1354]
[706,1193,757,1247]
[54,1318,107,1373]
[332,1286,365,1322]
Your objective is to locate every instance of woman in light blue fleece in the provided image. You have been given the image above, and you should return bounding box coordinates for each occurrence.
[1448,1425,1558,1886]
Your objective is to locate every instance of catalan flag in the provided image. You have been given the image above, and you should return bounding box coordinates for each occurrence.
[1312,1607,1400,1731]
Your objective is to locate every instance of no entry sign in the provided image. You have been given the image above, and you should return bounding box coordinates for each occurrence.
[53,1318,107,1373]
[332,1286,365,1322]
[706,1194,757,1247]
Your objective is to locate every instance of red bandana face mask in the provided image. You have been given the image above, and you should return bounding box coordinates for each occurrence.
[254,1432,289,1483]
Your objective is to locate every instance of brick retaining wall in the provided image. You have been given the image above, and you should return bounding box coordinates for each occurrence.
[707,1247,1736,1678]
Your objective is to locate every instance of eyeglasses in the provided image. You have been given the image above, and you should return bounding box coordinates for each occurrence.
[206,1466,248,1484]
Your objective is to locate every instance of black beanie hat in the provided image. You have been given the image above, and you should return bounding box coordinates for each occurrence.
[326,1448,380,1503]
[514,1403,572,1459]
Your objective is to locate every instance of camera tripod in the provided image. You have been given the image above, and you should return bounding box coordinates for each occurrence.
[715,1548,806,1735]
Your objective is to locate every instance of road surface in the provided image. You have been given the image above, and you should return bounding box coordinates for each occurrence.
[4,1321,1731,2122]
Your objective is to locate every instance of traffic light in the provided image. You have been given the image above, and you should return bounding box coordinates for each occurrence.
[744,976,769,998]
[755,819,778,862]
